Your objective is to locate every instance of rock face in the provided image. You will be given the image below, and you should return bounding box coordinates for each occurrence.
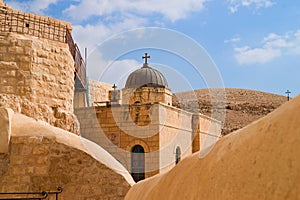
[173,88,287,135]
[125,95,300,200]
[0,32,79,134]
[0,109,134,199]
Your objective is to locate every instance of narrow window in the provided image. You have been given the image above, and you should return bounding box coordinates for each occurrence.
[175,146,181,164]
[131,145,145,182]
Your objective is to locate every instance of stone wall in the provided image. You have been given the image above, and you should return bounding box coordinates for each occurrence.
[76,102,222,180]
[0,136,131,199]
[88,79,112,106]
[156,104,221,172]
[158,105,193,173]
[122,86,172,105]
[0,32,78,134]
[0,109,133,199]
[191,113,222,153]
[75,104,161,179]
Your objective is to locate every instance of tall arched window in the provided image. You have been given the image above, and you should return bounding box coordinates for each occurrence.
[175,146,181,164]
[131,145,145,182]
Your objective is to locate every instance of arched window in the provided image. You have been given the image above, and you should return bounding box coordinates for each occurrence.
[131,145,145,182]
[175,146,181,164]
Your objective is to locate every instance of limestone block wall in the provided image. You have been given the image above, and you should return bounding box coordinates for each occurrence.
[76,102,222,179]
[0,110,133,199]
[158,104,193,173]
[0,137,131,199]
[192,113,222,152]
[75,104,161,179]
[192,114,201,152]
[0,32,78,134]
[88,79,112,105]
[122,87,172,105]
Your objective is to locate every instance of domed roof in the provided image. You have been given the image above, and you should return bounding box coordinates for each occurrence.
[125,54,168,88]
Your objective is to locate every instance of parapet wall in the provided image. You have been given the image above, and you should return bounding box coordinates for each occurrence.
[0,32,78,134]
[0,2,71,43]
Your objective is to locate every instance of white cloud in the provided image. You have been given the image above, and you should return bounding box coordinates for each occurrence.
[72,14,147,50]
[224,36,241,43]
[63,0,206,22]
[288,30,300,55]
[262,33,290,49]
[233,30,300,65]
[64,0,206,51]
[87,50,140,87]
[227,0,275,13]
[234,46,281,65]
[5,0,59,14]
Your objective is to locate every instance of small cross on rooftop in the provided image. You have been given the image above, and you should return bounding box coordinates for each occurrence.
[112,84,117,90]
[142,53,150,64]
[285,89,291,101]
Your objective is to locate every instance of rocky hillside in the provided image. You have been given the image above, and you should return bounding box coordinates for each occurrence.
[173,88,287,135]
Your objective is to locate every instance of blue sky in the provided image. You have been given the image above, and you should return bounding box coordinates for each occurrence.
[4,0,300,97]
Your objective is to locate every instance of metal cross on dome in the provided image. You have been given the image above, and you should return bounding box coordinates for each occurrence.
[142,53,150,64]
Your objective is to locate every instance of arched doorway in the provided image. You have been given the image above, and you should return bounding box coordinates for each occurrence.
[175,146,181,164]
[131,145,145,182]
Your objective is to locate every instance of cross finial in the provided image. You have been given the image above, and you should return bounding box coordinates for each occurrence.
[285,89,291,101]
[142,53,150,65]
[111,84,118,101]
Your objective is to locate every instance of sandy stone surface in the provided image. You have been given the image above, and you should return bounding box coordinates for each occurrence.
[125,94,300,200]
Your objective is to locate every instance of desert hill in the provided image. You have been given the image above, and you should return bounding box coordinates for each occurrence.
[125,94,300,200]
[173,88,287,135]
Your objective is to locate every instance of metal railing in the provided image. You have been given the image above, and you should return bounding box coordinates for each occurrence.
[66,29,86,90]
[0,6,86,89]
[0,186,63,200]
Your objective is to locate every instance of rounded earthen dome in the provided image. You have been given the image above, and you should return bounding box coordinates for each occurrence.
[125,64,168,88]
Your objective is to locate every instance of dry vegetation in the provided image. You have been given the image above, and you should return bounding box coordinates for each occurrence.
[173,88,287,135]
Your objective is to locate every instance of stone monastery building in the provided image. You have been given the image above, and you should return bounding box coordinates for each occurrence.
[0,0,221,193]
[76,53,222,182]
